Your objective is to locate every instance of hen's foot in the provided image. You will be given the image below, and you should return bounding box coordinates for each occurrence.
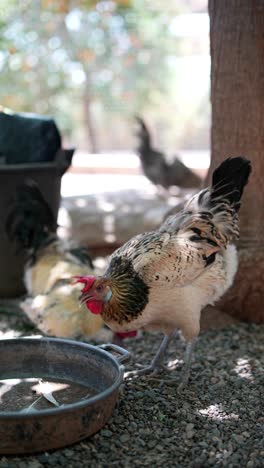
[124,332,177,381]
[124,363,163,380]
[177,371,190,392]
[177,340,196,391]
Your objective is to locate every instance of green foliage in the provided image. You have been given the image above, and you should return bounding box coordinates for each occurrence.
[0,0,177,147]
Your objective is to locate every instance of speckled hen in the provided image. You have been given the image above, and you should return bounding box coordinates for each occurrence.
[75,157,251,385]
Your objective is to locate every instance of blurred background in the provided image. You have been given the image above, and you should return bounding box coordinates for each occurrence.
[0,0,210,252]
[0,0,209,151]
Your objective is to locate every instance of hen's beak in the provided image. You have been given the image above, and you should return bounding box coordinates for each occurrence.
[71,275,97,306]
[78,291,95,306]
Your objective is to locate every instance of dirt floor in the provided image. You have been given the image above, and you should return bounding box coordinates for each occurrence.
[0,300,263,467]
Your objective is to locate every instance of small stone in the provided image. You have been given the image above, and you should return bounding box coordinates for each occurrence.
[64,449,74,457]
[138,438,146,447]
[147,440,157,449]
[44,459,59,466]
[0,463,10,468]
[233,434,244,444]
[186,423,195,431]
[101,429,113,438]
[128,421,138,431]
[37,454,49,464]
[145,390,156,399]
[212,436,221,444]
[199,441,208,448]
[27,462,42,468]
[186,431,194,439]
[120,434,130,444]
[156,444,164,451]
[194,455,207,466]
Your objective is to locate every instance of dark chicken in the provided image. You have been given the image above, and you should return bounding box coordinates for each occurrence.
[6,180,103,338]
[75,157,251,386]
[135,117,202,190]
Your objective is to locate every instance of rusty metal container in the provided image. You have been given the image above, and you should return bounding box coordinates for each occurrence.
[0,338,129,454]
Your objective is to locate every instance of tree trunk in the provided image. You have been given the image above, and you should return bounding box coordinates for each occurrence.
[209,0,264,322]
[83,85,98,153]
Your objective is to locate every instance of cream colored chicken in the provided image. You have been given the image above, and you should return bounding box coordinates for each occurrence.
[6,181,103,338]
[75,157,251,386]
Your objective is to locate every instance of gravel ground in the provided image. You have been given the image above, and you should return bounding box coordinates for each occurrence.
[0,304,263,468]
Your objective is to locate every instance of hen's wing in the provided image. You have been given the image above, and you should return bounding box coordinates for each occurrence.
[109,214,221,288]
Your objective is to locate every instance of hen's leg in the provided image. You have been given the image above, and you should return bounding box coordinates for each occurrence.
[124,332,175,380]
[178,339,196,390]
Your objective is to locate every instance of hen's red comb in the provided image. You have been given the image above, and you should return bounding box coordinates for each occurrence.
[72,275,96,292]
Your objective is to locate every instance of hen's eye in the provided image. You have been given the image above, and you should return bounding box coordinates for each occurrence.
[96,285,103,292]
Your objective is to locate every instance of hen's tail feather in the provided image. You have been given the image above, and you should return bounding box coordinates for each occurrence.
[176,157,252,246]
[210,157,251,211]
[187,157,251,213]
[135,116,152,152]
[6,179,57,253]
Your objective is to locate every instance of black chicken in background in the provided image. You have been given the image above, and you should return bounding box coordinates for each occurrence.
[135,117,202,191]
